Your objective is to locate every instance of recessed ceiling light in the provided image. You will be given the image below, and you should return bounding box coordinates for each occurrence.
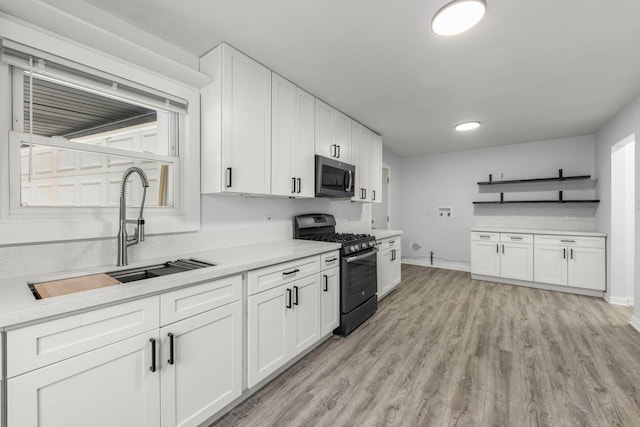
[455,121,481,131]
[432,0,487,36]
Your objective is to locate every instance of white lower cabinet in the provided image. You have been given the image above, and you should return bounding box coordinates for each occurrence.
[247,274,321,388]
[533,235,606,291]
[6,275,243,427]
[8,329,160,427]
[470,232,533,281]
[471,230,606,293]
[160,301,242,427]
[320,265,340,336]
[377,236,402,299]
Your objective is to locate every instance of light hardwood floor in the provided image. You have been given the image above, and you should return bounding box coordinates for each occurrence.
[212,265,640,426]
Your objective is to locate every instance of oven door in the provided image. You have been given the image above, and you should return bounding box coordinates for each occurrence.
[341,248,377,313]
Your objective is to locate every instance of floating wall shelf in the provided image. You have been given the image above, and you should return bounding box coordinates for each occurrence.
[473,170,600,205]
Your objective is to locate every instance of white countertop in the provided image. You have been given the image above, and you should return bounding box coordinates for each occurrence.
[0,240,340,329]
[371,229,403,240]
[470,227,606,237]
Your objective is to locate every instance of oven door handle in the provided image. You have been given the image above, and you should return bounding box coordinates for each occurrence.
[344,248,378,263]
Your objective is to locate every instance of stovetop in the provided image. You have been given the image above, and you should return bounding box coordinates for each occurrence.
[294,214,377,255]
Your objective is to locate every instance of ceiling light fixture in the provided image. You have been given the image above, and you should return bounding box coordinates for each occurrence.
[431,0,487,36]
[455,121,481,131]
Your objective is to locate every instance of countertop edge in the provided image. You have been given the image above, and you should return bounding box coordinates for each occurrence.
[470,227,607,237]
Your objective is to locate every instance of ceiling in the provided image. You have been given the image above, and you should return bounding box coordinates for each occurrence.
[3,0,640,157]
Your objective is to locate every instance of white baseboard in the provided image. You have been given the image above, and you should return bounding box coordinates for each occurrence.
[604,294,634,307]
[401,258,470,272]
[471,274,605,298]
[630,316,640,334]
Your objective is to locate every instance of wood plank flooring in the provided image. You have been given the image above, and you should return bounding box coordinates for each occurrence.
[212,265,640,427]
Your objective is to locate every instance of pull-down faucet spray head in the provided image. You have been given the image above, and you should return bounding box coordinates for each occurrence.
[117,166,150,266]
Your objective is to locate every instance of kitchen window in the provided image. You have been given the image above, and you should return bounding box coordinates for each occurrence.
[0,39,201,244]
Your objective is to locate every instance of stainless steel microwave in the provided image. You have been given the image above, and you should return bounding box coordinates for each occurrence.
[315,155,355,198]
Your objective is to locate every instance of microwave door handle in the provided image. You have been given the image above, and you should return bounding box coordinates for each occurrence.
[345,170,353,192]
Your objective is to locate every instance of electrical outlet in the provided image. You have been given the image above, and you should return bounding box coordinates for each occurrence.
[264,214,274,222]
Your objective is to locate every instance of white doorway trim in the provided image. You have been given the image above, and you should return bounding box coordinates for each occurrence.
[609,134,635,307]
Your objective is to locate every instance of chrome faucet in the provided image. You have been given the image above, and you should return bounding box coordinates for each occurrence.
[117,166,149,266]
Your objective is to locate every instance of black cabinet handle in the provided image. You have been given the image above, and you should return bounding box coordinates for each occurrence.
[323,275,328,292]
[167,333,175,365]
[372,190,376,201]
[337,145,341,158]
[496,244,499,253]
[293,286,299,305]
[283,268,300,276]
[292,177,296,194]
[325,257,337,263]
[570,248,574,259]
[297,178,301,193]
[563,248,566,259]
[561,240,575,243]
[226,167,232,188]
[391,249,395,261]
[286,288,292,309]
[331,144,337,157]
[502,244,505,254]
[149,338,157,372]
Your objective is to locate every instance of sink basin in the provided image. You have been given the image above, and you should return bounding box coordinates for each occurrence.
[106,259,215,283]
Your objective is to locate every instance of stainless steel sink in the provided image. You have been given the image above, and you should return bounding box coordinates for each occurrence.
[106,259,215,283]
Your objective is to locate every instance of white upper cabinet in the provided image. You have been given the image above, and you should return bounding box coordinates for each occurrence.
[315,99,351,163]
[351,122,372,202]
[201,43,272,195]
[370,133,383,204]
[271,74,315,198]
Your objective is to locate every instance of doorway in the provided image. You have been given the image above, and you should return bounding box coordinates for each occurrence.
[372,165,390,229]
[611,135,635,306]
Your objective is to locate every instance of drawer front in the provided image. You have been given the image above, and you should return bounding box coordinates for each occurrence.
[248,255,320,295]
[470,232,500,242]
[320,251,340,271]
[534,235,605,248]
[500,233,533,244]
[378,237,401,251]
[160,274,242,325]
[7,296,159,378]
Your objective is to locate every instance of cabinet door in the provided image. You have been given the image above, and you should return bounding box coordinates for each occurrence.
[351,122,371,201]
[315,99,335,159]
[290,275,321,358]
[222,44,272,194]
[160,301,242,427]
[8,330,160,427]
[293,87,316,198]
[247,286,289,388]
[470,240,501,277]
[389,246,402,288]
[271,73,296,197]
[370,133,383,204]
[568,246,606,290]
[333,110,352,162]
[533,244,567,286]
[321,268,340,336]
[500,242,533,281]
[377,248,392,299]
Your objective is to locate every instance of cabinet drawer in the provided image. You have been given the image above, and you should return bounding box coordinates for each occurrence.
[160,274,242,325]
[500,233,533,244]
[470,232,499,242]
[248,255,320,295]
[534,235,605,248]
[378,237,401,251]
[320,251,340,271]
[7,296,159,378]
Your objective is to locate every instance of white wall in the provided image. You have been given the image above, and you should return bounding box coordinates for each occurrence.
[399,136,597,270]
[595,93,640,327]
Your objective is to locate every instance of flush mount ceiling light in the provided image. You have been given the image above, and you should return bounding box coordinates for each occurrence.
[432,0,487,36]
[455,121,481,131]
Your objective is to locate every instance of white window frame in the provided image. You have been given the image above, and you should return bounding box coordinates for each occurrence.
[0,26,201,245]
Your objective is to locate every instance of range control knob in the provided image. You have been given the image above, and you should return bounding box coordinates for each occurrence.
[350,246,356,252]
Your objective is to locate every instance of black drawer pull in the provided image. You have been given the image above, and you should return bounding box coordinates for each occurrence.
[325,257,337,263]
[561,239,575,243]
[149,338,157,372]
[283,268,300,276]
[167,333,175,365]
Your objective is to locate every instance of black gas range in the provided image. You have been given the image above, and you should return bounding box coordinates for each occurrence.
[294,214,378,336]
